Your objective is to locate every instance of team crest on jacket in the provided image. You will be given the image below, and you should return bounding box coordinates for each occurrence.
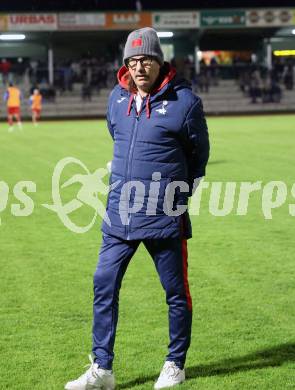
[156,100,168,115]
[117,97,126,103]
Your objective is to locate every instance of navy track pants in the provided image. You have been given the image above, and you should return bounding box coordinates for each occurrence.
[92,233,192,370]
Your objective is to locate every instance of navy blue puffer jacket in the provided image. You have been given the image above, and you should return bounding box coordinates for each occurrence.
[102,63,209,240]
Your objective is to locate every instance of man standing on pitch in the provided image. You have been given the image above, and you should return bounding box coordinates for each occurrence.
[3,82,22,132]
[65,27,209,390]
[30,88,42,126]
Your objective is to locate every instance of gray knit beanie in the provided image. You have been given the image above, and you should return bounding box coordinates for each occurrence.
[123,27,164,66]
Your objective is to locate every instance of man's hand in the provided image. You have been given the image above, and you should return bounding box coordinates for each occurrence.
[192,177,204,195]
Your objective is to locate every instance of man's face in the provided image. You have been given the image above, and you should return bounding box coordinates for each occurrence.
[126,55,161,93]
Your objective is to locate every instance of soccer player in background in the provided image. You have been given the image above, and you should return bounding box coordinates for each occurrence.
[3,82,22,132]
[30,88,42,126]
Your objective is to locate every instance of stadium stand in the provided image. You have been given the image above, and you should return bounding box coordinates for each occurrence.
[1,74,294,118]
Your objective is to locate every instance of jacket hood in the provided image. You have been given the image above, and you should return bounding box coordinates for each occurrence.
[117,61,177,95]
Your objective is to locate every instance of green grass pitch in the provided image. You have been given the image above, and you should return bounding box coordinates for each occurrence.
[0,116,295,389]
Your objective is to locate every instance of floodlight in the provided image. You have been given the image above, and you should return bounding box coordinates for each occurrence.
[0,34,26,41]
[274,50,295,56]
[157,32,174,38]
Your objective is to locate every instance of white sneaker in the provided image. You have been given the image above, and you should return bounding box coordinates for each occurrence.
[8,126,14,132]
[65,355,115,390]
[154,361,185,389]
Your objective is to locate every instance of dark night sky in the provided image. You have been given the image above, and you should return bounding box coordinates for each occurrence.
[0,0,295,12]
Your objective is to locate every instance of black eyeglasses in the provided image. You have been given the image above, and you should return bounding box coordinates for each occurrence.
[127,56,153,70]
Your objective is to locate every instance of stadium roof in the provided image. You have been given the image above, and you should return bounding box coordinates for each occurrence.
[1,0,295,11]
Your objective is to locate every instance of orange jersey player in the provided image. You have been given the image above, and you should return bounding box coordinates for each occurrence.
[3,82,23,132]
[30,88,42,126]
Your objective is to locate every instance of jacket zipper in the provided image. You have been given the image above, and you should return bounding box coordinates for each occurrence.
[125,107,141,239]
